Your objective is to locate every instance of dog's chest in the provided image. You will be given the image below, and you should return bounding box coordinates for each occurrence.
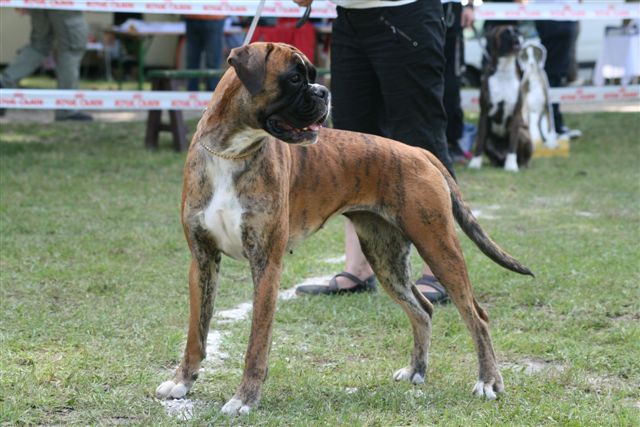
[488,59,520,137]
[523,70,547,113]
[203,161,246,261]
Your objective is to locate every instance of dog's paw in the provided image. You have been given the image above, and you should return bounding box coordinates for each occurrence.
[156,380,191,399]
[393,367,425,385]
[504,153,519,172]
[221,398,252,416]
[544,135,558,149]
[468,156,483,169]
[472,377,504,400]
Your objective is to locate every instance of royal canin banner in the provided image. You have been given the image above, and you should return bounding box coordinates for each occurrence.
[1,86,638,111]
[460,85,640,111]
[0,1,638,20]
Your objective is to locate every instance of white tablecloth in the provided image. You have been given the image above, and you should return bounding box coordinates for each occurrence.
[594,26,640,86]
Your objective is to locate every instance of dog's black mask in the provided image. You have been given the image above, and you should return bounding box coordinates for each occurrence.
[490,26,522,57]
[261,62,330,145]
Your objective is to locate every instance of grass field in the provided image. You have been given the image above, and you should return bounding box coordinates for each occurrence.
[1,112,639,426]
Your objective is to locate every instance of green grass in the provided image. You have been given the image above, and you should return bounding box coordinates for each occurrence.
[1,112,639,425]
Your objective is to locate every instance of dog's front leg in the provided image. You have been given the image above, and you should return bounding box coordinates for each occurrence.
[469,84,490,169]
[505,105,526,173]
[221,247,284,416]
[156,245,221,399]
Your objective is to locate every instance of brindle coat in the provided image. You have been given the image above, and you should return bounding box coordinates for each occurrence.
[155,43,533,415]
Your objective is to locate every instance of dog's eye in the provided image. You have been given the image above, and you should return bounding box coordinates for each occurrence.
[290,74,302,84]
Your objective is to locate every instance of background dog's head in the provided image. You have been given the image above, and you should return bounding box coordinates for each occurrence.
[228,42,330,145]
[517,40,547,72]
[488,26,522,58]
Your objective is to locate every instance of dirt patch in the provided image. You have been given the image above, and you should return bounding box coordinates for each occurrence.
[584,374,631,395]
[607,313,640,322]
[159,398,196,421]
[502,358,566,375]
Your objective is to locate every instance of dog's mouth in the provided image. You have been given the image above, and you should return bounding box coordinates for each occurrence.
[498,43,520,57]
[265,112,328,145]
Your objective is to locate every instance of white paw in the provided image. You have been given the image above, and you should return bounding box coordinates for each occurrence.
[504,153,519,172]
[544,134,558,149]
[221,398,252,416]
[468,156,483,169]
[156,380,190,399]
[393,367,425,385]
[472,380,502,400]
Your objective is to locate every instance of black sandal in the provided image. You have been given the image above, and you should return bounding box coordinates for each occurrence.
[295,272,377,296]
[416,274,450,304]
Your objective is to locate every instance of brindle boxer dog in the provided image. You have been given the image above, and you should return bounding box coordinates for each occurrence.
[469,26,533,172]
[155,42,533,416]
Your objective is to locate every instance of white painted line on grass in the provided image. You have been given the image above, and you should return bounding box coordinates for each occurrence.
[323,255,346,264]
[217,302,253,324]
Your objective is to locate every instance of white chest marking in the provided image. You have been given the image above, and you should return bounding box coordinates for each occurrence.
[488,57,520,137]
[200,128,268,260]
[203,159,246,260]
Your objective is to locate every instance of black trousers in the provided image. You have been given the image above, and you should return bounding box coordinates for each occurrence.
[330,0,454,176]
[443,2,464,147]
[535,20,578,131]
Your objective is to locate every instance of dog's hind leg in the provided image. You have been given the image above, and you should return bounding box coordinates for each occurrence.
[156,234,221,399]
[347,212,434,386]
[408,218,504,399]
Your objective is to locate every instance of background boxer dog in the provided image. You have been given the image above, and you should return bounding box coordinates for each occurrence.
[518,40,558,150]
[469,26,533,172]
[155,42,533,416]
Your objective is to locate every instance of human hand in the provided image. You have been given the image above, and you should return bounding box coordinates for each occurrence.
[461,7,475,29]
[292,0,313,7]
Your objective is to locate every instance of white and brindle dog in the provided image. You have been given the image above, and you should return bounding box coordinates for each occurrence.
[155,42,534,415]
[469,26,533,172]
[518,40,558,149]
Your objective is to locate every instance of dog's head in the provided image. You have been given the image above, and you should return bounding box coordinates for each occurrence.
[517,40,547,72]
[487,26,522,58]
[227,42,330,146]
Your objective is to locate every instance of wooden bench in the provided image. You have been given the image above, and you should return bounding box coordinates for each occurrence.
[144,68,330,152]
[144,69,226,152]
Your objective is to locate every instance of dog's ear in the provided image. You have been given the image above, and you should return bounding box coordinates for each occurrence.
[228,44,268,96]
[487,26,501,55]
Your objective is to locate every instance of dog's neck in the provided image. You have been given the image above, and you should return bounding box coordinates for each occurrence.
[197,77,270,160]
[494,55,518,76]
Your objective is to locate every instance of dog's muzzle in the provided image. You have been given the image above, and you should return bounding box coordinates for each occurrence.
[264,83,331,146]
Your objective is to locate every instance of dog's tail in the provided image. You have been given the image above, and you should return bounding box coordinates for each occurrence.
[427,154,534,277]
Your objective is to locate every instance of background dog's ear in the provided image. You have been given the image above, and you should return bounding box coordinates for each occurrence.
[228,45,267,96]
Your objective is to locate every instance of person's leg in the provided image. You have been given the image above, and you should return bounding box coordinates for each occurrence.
[203,19,225,91]
[331,6,386,289]
[296,6,383,294]
[370,0,454,176]
[567,21,580,84]
[185,19,204,91]
[0,10,52,88]
[49,10,90,120]
[536,21,576,134]
[370,0,453,300]
[442,3,465,161]
[298,2,452,301]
